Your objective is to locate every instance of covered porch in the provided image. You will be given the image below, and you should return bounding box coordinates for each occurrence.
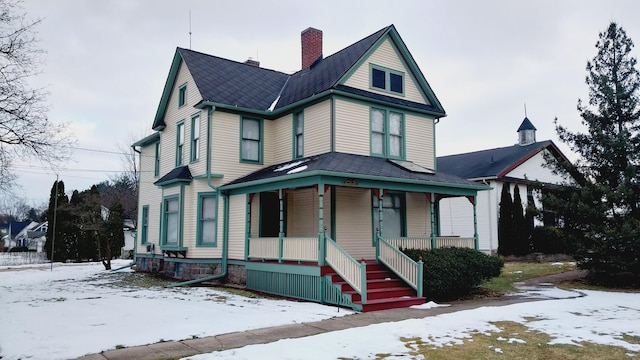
[220,152,489,311]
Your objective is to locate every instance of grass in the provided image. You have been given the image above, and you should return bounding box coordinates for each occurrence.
[482,261,577,293]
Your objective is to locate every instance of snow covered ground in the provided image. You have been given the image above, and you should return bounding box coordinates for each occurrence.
[1,260,639,360]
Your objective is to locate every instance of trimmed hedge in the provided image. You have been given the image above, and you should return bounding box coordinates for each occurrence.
[402,247,504,300]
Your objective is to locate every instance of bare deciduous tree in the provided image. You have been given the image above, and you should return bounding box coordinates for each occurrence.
[0,0,74,192]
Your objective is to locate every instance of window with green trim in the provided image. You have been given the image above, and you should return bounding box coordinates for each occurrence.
[163,197,179,246]
[154,142,160,176]
[178,84,186,107]
[371,108,404,159]
[140,206,149,244]
[293,111,304,158]
[372,192,405,240]
[197,193,217,246]
[241,117,261,162]
[191,114,200,162]
[176,121,185,166]
[371,65,404,94]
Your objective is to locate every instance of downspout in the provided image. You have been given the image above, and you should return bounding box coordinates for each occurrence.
[168,105,229,287]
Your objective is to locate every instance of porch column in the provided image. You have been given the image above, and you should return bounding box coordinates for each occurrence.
[471,195,479,250]
[429,192,436,249]
[245,193,252,260]
[278,189,285,263]
[317,183,326,266]
[376,188,384,259]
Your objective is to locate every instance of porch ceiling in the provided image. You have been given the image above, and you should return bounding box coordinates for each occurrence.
[220,152,489,194]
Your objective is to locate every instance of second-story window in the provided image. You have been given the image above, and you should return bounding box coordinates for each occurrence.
[294,111,304,158]
[191,114,200,162]
[154,142,160,176]
[176,121,185,166]
[371,108,404,159]
[178,84,187,107]
[241,117,261,162]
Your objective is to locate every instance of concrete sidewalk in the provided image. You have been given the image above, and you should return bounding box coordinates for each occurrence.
[77,295,533,360]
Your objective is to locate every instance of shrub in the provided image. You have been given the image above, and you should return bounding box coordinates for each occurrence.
[402,247,503,300]
[531,226,568,254]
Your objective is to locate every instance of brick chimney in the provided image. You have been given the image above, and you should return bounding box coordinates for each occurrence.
[301,27,322,69]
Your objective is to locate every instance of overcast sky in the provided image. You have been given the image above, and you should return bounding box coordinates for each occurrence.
[10,0,640,206]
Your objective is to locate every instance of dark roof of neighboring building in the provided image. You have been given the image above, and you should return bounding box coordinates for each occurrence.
[0,221,32,238]
[152,25,446,130]
[222,152,484,189]
[436,140,562,180]
[517,117,537,131]
[154,166,192,187]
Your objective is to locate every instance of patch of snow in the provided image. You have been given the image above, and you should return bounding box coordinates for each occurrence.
[274,160,308,172]
[287,165,308,174]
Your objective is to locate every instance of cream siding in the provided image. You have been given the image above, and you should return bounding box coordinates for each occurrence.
[405,113,435,169]
[334,99,370,155]
[227,194,247,260]
[406,192,431,237]
[272,114,292,163]
[287,187,332,237]
[505,150,567,184]
[334,187,375,259]
[183,179,223,259]
[136,143,162,253]
[302,102,332,156]
[342,38,428,105]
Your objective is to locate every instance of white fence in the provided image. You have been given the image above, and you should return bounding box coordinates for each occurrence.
[0,252,48,266]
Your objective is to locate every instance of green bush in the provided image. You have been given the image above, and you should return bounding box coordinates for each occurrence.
[402,247,504,300]
[531,226,567,254]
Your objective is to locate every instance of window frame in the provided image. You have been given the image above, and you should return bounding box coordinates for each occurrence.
[140,205,149,244]
[190,113,200,162]
[240,117,263,163]
[161,195,181,248]
[154,142,160,177]
[176,120,185,166]
[293,111,304,159]
[196,192,218,247]
[370,107,405,159]
[371,191,406,245]
[178,83,187,107]
[369,64,405,95]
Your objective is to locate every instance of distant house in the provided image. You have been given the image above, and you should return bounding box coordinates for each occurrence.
[437,118,570,255]
[132,25,489,311]
[1,221,48,252]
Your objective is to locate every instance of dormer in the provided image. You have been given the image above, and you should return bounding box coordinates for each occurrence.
[517,117,536,146]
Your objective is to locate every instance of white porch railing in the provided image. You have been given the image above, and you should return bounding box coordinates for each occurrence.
[248,237,319,262]
[436,236,475,249]
[377,236,423,296]
[325,236,367,303]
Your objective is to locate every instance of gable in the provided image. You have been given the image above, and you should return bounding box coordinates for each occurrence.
[504,149,567,184]
[342,38,429,106]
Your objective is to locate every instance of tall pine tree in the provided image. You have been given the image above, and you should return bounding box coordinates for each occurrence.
[545,22,640,287]
[44,180,69,262]
[498,183,513,255]
[512,185,529,255]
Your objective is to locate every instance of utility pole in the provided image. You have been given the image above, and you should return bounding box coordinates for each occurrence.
[50,175,59,271]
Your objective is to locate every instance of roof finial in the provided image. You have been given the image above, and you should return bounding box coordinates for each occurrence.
[524,101,527,118]
[189,10,192,49]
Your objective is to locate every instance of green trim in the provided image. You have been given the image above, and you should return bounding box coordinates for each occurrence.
[132,132,160,147]
[161,193,185,250]
[244,193,251,260]
[135,254,223,264]
[176,120,185,167]
[178,83,187,108]
[190,112,201,163]
[196,191,218,247]
[240,116,263,164]
[292,111,304,159]
[244,261,321,275]
[140,205,149,244]
[193,174,224,179]
[370,63,405,96]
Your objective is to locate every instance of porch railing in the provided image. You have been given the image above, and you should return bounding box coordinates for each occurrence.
[248,237,319,262]
[377,235,423,297]
[436,236,475,249]
[325,235,367,303]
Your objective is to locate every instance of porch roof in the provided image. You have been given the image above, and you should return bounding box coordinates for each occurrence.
[221,152,487,192]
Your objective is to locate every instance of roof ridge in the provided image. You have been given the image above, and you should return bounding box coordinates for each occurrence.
[177,47,289,76]
[438,140,552,159]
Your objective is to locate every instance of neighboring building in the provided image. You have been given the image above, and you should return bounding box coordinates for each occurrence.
[437,117,570,255]
[1,221,48,252]
[133,25,488,311]
[121,219,136,259]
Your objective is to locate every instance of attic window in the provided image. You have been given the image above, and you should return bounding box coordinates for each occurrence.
[178,84,187,107]
[370,65,404,95]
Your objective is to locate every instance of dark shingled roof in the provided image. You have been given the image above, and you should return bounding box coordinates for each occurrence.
[223,152,483,189]
[436,140,554,180]
[154,166,192,186]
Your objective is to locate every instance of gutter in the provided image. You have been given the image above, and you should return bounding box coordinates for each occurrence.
[167,105,229,288]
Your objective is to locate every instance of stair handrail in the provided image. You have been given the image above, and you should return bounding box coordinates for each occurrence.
[325,235,367,303]
[377,234,423,297]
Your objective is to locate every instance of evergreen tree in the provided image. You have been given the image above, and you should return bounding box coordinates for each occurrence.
[544,22,640,287]
[100,202,125,270]
[498,183,513,255]
[44,180,69,262]
[511,185,529,255]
